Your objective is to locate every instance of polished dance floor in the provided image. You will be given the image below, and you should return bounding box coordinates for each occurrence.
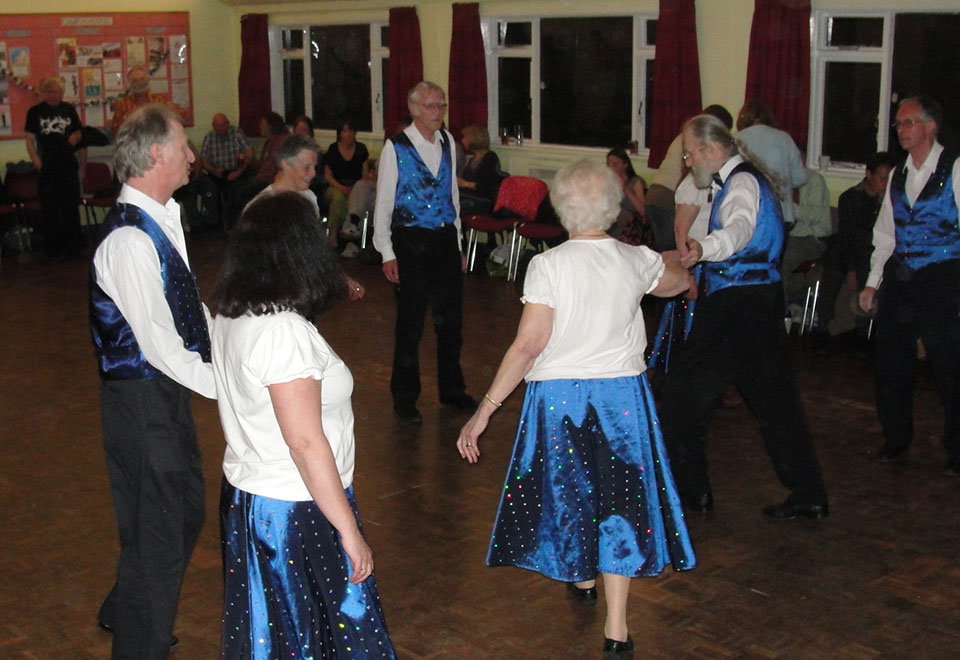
[2,233,959,659]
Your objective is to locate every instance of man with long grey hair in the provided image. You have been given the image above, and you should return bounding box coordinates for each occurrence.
[658,113,829,521]
[90,104,214,659]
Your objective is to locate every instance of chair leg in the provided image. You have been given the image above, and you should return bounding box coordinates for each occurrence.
[507,228,519,281]
[467,228,478,272]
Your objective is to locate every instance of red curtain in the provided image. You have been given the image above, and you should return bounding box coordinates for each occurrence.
[447,3,487,140]
[647,0,702,168]
[385,7,424,138]
[745,0,811,148]
[238,14,271,137]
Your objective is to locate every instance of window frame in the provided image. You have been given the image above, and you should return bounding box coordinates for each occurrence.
[269,22,388,135]
[482,13,657,151]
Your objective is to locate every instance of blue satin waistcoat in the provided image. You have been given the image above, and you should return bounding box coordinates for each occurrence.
[703,161,784,296]
[890,148,960,270]
[89,203,211,380]
[390,130,456,230]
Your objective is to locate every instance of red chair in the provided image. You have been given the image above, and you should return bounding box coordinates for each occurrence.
[461,175,548,273]
[2,166,42,252]
[81,162,118,236]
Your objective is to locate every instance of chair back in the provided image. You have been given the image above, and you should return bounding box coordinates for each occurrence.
[4,165,39,203]
[493,176,548,223]
[83,162,116,197]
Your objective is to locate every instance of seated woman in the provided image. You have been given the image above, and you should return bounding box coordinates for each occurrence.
[457,125,505,215]
[456,159,695,658]
[323,119,369,248]
[606,148,649,244]
[292,114,328,207]
[211,192,392,658]
[254,111,290,184]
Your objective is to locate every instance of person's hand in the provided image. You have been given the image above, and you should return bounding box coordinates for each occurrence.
[859,286,877,313]
[382,259,399,283]
[844,271,858,291]
[340,183,352,196]
[680,238,703,268]
[457,409,488,464]
[345,276,365,301]
[340,528,374,584]
[68,129,82,147]
[226,169,241,182]
[32,160,43,173]
[685,271,699,300]
[461,252,468,273]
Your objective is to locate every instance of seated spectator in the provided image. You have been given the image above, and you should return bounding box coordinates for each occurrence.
[323,119,369,248]
[254,112,290,184]
[606,147,648,243]
[347,158,377,229]
[457,125,505,215]
[292,114,314,138]
[110,65,186,136]
[292,114,326,205]
[173,139,220,233]
[201,113,254,227]
[781,166,833,304]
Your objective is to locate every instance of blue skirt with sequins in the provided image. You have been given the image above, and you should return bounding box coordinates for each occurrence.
[220,479,396,659]
[486,376,696,581]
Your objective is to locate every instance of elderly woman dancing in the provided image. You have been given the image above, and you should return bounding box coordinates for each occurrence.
[457,160,696,658]
[211,193,394,659]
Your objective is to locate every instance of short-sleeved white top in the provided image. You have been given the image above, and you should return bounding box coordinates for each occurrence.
[522,237,664,382]
[212,311,355,501]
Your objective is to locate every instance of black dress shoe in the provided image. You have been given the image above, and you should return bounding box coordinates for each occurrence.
[565,581,598,606]
[762,498,828,520]
[440,393,478,411]
[943,458,960,478]
[98,621,178,648]
[602,635,634,658]
[394,406,423,424]
[683,492,713,513]
[875,443,908,462]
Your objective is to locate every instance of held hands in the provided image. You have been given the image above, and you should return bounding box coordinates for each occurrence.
[680,237,703,269]
[340,528,374,584]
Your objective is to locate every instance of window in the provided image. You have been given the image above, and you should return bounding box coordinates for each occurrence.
[484,15,657,149]
[810,11,960,168]
[271,23,388,133]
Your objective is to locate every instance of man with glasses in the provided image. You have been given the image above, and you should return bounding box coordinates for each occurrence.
[859,97,960,476]
[373,81,475,423]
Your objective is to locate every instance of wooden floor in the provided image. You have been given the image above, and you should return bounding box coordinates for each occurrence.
[2,234,960,660]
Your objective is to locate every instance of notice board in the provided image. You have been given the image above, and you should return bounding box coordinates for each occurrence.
[0,12,193,140]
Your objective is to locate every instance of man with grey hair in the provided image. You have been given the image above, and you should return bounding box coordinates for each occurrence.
[90,104,214,659]
[658,114,828,521]
[373,81,475,423]
[859,96,960,476]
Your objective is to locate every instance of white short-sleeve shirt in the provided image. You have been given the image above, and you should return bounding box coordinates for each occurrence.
[212,311,355,500]
[522,238,664,381]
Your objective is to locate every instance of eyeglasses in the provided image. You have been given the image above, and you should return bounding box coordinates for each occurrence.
[892,118,927,129]
[422,102,448,111]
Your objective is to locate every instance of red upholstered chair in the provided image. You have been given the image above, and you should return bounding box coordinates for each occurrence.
[461,175,549,273]
[2,166,42,252]
[81,162,118,239]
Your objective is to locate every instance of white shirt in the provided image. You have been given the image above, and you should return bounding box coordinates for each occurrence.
[245,185,319,217]
[212,311,356,500]
[522,238,664,381]
[372,124,462,262]
[866,142,960,290]
[699,155,761,263]
[675,172,712,241]
[92,183,216,398]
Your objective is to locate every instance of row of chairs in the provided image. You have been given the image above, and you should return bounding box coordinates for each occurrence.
[462,175,562,281]
[0,161,118,253]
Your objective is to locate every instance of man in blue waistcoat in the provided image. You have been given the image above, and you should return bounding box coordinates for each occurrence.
[373,81,476,423]
[89,104,215,659]
[859,97,960,476]
[659,114,829,520]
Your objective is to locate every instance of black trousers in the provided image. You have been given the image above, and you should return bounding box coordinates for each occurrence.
[874,258,960,460]
[659,282,827,505]
[38,170,81,257]
[391,224,467,409]
[97,376,205,660]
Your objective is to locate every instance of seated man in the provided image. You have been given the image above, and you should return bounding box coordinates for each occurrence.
[111,65,186,136]
[200,113,253,227]
[781,166,833,306]
[343,158,378,257]
[173,139,220,233]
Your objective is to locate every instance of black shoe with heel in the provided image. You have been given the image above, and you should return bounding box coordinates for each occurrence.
[565,581,597,606]
[603,635,634,658]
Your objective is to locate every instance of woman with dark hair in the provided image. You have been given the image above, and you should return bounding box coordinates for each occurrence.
[292,114,315,137]
[211,192,394,659]
[457,124,506,215]
[254,111,290,184]
[606,147,651,245]
[324,119,370,248]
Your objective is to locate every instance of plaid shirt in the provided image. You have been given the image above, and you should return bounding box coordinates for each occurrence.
[201,125,249,171]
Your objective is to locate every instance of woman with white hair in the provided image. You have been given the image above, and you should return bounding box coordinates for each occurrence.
[457,160,696,657]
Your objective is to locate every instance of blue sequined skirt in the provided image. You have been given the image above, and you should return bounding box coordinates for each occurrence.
[487,376,696,580]
[220,479,396,659]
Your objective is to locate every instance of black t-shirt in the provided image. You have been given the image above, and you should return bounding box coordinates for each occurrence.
[24,101,82,173]
[324,141,369,187]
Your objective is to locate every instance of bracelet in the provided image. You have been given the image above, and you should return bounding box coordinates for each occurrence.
[483,393,502,409]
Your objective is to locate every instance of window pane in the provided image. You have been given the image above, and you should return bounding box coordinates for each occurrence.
[540,17,633,147]
[826,17,883,48]
[646,20,658,46]
[891,13,960,158]
[498,22,531,47]
[282,28,303,51]
[644,59,655,147]
[822,61,880,163]
[381,58,389,128]
[498,57,530,140]
[282,59,304,125]
[309,25,372,131]
[380,26,389,48]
